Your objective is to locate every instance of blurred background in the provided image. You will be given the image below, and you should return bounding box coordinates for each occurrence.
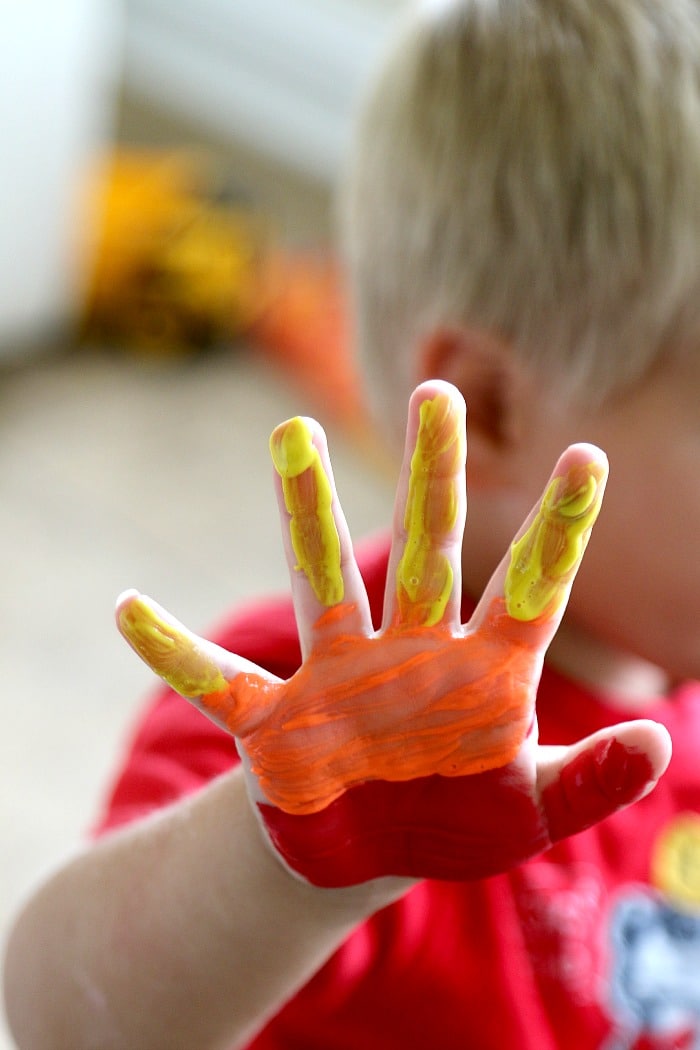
[0,2,409,1044]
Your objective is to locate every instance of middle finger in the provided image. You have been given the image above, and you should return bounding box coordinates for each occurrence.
[383,381,467,633]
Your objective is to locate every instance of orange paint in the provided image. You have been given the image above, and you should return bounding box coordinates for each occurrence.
[185,599,543,815]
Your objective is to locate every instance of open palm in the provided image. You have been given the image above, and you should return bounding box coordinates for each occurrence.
[117,381,670,886]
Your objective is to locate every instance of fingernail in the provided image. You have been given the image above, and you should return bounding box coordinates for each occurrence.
[593,737,655,802]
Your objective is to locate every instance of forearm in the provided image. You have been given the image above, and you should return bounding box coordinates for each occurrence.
[4,767,403,1050]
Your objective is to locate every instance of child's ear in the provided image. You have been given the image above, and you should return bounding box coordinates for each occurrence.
[417,327,530,483]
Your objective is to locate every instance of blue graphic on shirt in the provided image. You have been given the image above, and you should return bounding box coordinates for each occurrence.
[606,889,700,1049]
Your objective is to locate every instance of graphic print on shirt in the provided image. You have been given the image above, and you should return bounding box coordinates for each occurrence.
[516,861,609,1010]
[605,813,700,1050]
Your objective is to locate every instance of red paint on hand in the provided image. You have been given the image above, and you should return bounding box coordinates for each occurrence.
[541,737,655,843]
[259,768,548,886]
[259,737,656,887]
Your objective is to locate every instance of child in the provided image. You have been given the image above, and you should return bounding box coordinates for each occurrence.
[5,0,700,1047]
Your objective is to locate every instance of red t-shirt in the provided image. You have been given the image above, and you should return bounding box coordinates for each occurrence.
[97,539,700,1049]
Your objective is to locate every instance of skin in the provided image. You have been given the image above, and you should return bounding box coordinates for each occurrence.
[2,379,674,1047]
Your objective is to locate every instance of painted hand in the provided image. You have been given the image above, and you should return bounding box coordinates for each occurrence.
[117,381,671,887]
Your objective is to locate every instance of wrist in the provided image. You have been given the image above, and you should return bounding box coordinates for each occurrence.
[233,769,413,922]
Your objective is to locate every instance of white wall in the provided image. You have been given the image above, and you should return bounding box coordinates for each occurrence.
[0,1,121,350]
[122,0,409,182]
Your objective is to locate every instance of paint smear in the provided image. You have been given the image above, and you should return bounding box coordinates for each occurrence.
[118,597,229,698]
[505,461,605,621]
[199,599,538,815]
[260,766,548,886]
[118,590,537,816]
[270,416,344,607]
[542,737,654,844]
[395,393,464,627]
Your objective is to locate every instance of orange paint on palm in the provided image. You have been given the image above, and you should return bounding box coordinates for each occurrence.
[118,591,539,816]
[192,460,602,815]
[197,599,544,815]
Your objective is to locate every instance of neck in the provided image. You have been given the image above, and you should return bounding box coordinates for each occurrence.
[545,619,671,711]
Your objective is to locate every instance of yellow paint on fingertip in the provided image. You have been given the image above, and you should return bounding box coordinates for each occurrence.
[505,462,605,622]
[269,416,316,478]
[270,417,344,607]
[118,597,228,698]
[396,393,464,626]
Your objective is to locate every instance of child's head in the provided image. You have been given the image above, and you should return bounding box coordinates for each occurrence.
[343,0,700,436]
[341,0,700,691]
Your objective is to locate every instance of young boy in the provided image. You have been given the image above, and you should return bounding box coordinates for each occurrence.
[5,0,700,1048]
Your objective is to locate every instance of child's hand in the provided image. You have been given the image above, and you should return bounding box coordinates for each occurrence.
[116,381,671,887]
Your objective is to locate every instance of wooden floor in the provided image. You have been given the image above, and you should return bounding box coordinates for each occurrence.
[0,343,394,1047]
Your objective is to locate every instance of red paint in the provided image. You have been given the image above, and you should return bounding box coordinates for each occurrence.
[260,766,548,887]
[260,736,655,887]
[541,737,655,843]
[626,1030,694,1049]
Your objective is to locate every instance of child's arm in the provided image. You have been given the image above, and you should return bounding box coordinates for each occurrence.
[3,381,671,1050]
[4,764,406,1050]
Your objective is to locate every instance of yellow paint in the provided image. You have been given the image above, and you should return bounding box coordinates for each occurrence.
[505,462,605,621]
[270,417,344,606]
[396,394,464,627]
[118,597,228,698]
[651,813,700,910]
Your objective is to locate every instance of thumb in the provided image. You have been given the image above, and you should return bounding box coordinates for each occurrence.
[537,720,672,844]
[116,590,278,736]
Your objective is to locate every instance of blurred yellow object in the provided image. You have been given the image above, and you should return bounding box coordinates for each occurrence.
[82,150,268,354]
[81,149,372,436]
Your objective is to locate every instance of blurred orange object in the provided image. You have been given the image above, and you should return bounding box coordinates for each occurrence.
[82,148,371,437]
[253,250,366,430]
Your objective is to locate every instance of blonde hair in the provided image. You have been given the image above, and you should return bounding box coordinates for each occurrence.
[342,0,700,431]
